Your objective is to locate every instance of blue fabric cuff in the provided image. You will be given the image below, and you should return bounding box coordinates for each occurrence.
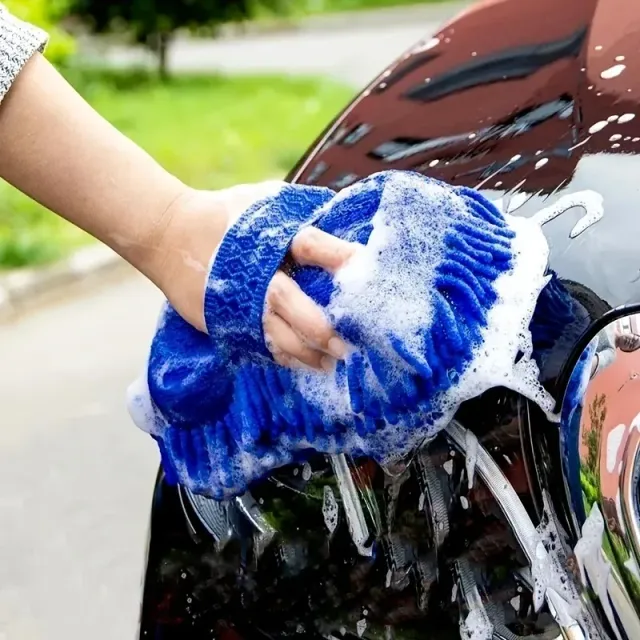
[203,184,335,358]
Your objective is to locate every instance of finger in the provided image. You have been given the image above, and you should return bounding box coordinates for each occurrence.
[266,271,347,359]
[264,311,333,370]
[290,227,358,273]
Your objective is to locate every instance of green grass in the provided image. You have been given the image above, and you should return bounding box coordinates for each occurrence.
[0,69,353,268]
[299,0,445,13]
[251,0,445,21]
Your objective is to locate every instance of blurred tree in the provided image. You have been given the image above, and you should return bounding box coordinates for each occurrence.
[4,0,76,65]
[68,0,285,79]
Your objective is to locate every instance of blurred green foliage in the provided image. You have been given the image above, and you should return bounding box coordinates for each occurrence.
[255,0,444,19]
[3,0,76,64]
[0,69,352,268]
[68,0,284,78]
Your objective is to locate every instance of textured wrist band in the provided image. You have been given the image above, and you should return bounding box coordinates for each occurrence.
[204,183,334,358]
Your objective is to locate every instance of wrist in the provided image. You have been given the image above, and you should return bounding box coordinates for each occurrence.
[145,188,232,331]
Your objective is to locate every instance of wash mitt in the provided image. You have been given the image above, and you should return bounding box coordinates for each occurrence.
[128,170,554,499]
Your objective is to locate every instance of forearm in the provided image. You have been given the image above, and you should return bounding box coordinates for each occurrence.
[0,53,224,287]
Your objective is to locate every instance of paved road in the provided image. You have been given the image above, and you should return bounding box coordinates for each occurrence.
[0,5,464,639]
[83,3,466,87]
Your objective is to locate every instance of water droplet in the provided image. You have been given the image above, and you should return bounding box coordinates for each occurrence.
[495,180,503,187]
[610,134,622,141]
[468,133,476,139]
[429,159,440,167]
[616,55,626,61]
[181,572,187,579]
[302,461,312,481]
[588,120,608,134]
[618,113,636,123]
[595,45,603,50]
[601,64,626,79]
[608,115,619,122]
[535,158,549,169]
[363,609,369,616]
[633,137,640,142]
[612,143,621,148]
[535,149,543,155]
[471,51,477,56]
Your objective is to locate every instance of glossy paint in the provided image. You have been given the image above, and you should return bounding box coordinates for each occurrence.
[138,0,640,637]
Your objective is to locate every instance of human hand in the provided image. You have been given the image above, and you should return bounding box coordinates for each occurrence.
[153,183,357,371]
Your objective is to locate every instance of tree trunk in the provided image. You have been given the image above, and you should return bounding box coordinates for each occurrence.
[149,31,171,81]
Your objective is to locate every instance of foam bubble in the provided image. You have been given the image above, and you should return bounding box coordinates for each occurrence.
[322,485,339,534]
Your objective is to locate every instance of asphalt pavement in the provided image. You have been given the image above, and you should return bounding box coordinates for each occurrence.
[0,4,466,639]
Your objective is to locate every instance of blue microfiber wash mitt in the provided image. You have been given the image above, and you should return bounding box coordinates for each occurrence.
[128,170,555,499]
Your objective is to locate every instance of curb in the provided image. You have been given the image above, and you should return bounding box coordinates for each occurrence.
[0,244,129,323]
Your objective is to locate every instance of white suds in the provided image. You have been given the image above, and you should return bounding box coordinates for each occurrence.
[535,158,549,169]
[465,431,479,489]
[302,461,313,481]
[322,486,339,534]
[459,608,493,640]
[533,189,604,238]
[618,113,636,124]
[529,503,583,628]
[292,174,560,465]
[356,619,367,637]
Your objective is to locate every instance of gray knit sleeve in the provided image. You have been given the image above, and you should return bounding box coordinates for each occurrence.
[0,5,48,103]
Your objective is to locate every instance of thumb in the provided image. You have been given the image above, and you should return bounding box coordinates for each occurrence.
[290,227,358,274]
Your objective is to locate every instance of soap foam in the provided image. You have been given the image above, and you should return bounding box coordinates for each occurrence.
[459,607,494,640]
[293,178,557,467]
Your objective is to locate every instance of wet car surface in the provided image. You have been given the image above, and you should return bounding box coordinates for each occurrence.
[138,0,640,637]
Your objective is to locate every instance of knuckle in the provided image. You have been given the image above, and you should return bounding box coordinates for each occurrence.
[267,275,288,307]
[295,227,319,257]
